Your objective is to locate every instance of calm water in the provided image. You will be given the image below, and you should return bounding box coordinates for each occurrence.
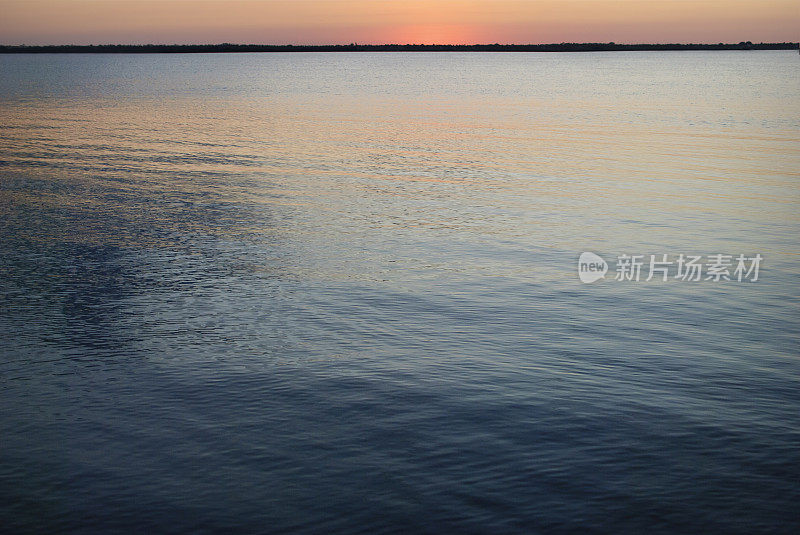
[1,51,799,534]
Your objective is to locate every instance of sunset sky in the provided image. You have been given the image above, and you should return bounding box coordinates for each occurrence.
[1,0,798,45]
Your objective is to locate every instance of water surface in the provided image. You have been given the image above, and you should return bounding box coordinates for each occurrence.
[1,51,799,534]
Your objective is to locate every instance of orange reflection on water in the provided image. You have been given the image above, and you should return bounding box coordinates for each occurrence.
[1,51,798,259]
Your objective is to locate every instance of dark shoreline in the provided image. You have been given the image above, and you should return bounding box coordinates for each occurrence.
[1,42,798,53]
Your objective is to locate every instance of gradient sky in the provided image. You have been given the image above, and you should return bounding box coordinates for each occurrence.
[1,0,798,45]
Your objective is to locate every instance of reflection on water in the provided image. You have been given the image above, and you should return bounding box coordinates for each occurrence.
[1,52,799,533]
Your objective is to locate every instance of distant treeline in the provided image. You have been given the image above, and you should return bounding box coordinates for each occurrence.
[1,42,798,53]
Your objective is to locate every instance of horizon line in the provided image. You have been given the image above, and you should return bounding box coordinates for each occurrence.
[2,42,798,53]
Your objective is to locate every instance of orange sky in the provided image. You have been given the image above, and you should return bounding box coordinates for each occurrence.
[1,0,798,45]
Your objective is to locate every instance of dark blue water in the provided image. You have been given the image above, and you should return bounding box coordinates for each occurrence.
[1,52,799,533]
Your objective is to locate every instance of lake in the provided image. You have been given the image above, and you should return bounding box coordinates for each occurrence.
[1,51,799,533]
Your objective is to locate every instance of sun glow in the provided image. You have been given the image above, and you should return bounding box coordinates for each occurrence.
[388,25,479,45]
